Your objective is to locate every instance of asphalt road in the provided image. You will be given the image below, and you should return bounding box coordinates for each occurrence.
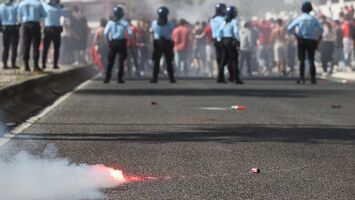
[2,77,355,199]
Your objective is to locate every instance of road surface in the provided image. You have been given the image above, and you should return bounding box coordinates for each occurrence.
[2,77,355,199]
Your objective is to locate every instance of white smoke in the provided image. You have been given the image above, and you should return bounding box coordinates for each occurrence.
[0,145,125,200]
[128,0,296,22]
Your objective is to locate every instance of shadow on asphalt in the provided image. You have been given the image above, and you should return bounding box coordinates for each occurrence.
[74,88,350,98]
[14,126,355,145]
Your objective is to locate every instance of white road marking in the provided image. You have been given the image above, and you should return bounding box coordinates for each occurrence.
[0,76,97,146]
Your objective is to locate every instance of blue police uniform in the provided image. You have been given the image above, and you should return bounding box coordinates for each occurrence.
[18,0,47,71]
[103,19,133,83]
[104,19,132,41]
[287,13,323,40]
[0,2,18,25]
[211,15,236,81]
[18,0,46,23]
[43,3,67,27]
[151,20,174,40]
[42,2,68,69]
[217,19,240,41]
[218,17,243,84]
[210,16,225,39]
[150,19,176,83]
[287,12,324,84]
[0,1,20,69]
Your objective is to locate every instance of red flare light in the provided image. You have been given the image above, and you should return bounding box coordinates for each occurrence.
[107,168,160,184]
[109,168,126,183]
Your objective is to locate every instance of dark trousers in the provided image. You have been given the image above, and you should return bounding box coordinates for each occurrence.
[105,39,127,82]
[214,39,234,81]
[240,50,252,76]
[2,25,19,67]
[219,38,240,81]
[42,27,62,68]
[298,38,318,81]
[22,22,41,68]
[152,39,175,81]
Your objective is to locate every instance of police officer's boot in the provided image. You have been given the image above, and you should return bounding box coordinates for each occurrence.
[42,61,47,69]
[3,62,9,70]
[235,77,244,85]
[34,61,42,72]
[150,65,159,83]
[117,71,125,84]
[297,77,306,84]
[217,69,227,84]
[24,61,30,72]
[167,69,176,83]
[11,64,20,69]
[297,64,306,84]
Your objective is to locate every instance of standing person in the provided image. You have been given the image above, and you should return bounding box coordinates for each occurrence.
[42,0,68,70]
[217,6,243,84]
[270,19,287,76]
[340,12,353,70]
[256,19,273,74]
[71,6,89,65]
[319,21,335,74]
[150,6,176,83]
[239,21,253,77]
[103,5,132,84]
[127,20,140,77]
[192,21,207,76]
[332,20,343,73]
[172,19,189,76]
[137,19,151,74]
[287,1,323,84]
[18,0,46,71]
[211,3,232,83]
[202,22,215,77]
[92,18,108,72]
[286,31,297,77]
[0,0,20,70]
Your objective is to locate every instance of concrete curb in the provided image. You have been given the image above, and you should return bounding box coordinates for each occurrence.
[0,65,98,132]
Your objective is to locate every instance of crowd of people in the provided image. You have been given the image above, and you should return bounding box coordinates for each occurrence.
[1,1,355,84]
[92,2,355,83]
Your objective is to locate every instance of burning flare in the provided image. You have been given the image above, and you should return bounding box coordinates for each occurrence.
[109,168,126,183]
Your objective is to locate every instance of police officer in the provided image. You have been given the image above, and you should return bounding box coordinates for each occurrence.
[103,5,132,84]
[217,6,243,84]
[0,0,20,70]
[150,6,176,83]
[18,0,46,71]
[287,1,323,84]
[211,3,233,83]
[42,0,68,70]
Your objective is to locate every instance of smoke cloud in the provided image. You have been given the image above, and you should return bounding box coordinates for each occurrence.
[0,145,125,200]
[127,0,301,22]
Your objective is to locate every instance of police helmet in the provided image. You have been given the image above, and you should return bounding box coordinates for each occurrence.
[301,1,313,13]
[157,6,169,18]
[215,3,227,15]
[113,5,125,20]
[226,6,238,19]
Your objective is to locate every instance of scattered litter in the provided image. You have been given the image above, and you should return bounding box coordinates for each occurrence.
[250,168,261,174]
[6,122,16,127]
[331,104,342,109]
[199,107,229,111]
[341,80,348,84]
[151,101,158,105]
[231,105,246,111]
